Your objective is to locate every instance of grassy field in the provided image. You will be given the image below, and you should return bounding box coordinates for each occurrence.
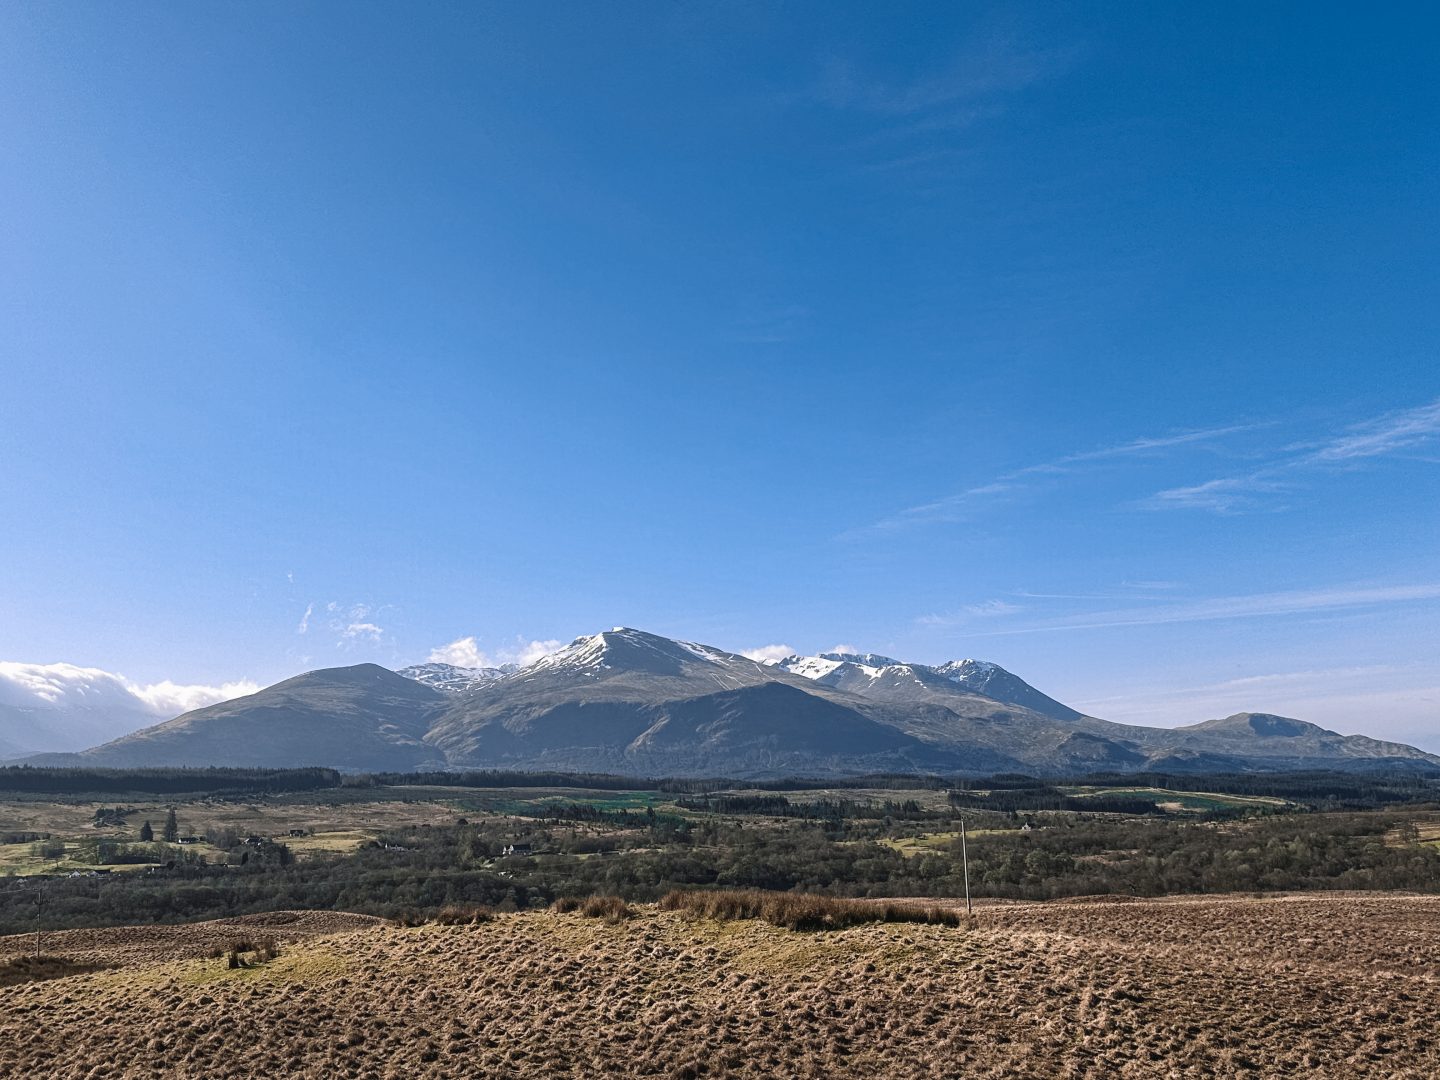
[1,893,1436,1077]
[1059,786,1293,813]
[0,795,470,876]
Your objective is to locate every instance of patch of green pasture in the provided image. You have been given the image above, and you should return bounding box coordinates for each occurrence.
[1061,787,1290,812]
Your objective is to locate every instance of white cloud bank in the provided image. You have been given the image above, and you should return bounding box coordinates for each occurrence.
[0,662,260,755]
[427,636,564,670]
[740,644,795,663]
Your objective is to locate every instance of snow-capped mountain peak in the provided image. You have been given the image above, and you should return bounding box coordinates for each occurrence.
[936,658,1000,687]
[397,662,516,693]
[521,627,751,679]
[816,651,904,669]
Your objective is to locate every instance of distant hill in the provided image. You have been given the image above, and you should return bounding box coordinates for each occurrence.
[54,665,446,771]
[51,628,1440,777]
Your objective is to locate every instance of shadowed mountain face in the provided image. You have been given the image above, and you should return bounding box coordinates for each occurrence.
[62,665,447,771]
[51,630,1440,777]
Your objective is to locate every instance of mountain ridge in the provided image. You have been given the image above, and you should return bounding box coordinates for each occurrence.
[17,628,1440,777]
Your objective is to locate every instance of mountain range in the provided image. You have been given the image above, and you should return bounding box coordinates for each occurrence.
[13,627,1438,777]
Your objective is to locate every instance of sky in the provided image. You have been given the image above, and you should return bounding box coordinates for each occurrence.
[1,3,1437,749]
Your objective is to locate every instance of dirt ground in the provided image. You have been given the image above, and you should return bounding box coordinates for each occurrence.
[0,893,1436,1078]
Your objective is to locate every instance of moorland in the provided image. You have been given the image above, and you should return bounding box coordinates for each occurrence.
[2,765,1438,1077]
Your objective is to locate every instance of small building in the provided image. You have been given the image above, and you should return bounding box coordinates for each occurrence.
[178,836,201,845]
[288,829,308,837]
[501,843,533,857]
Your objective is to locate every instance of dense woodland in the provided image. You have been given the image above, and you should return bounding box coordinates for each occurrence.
[3,765,1434,803]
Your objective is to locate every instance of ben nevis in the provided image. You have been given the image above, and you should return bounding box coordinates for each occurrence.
[29,628,1439,778]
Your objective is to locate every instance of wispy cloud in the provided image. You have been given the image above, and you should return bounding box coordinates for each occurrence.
[925,582,1440,635]
[812,35,1076,118]
[798,28,1082,179]
[1145,397,1440,514]
[296,603,313,635]
[858,423,1253,534]
[1301,397,1440,464]
[319,602,390,647]
[1144,474,1286,514]
[962,599,1023,617]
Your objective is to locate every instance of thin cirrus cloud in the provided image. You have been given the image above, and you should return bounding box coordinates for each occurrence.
[296,601,389,646]
[856,422,1256,535]
[1146,396,1440,513]
[920,582,1440,635]
[803,30,1083,177]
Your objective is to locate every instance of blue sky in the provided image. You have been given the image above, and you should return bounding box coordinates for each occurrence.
[2,3,1437,747]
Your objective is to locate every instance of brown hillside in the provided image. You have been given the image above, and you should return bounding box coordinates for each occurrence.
[0,895,1437,1078]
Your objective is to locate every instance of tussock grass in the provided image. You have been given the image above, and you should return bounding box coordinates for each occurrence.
[579,895,632,923]
[208,935,281,968]
[549,895,584,913]
[4,897,1440,1077]
[433,904,494,926]
[659,889,963,931]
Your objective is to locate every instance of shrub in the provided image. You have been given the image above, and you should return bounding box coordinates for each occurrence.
[659,889,961,931]
[579,895,631,924]
[219,934,281,968]
[549,896,584,913]
[433,904,494,926]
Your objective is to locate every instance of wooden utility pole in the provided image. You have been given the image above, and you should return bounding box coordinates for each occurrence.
[960,817,972,916]
[33,881,45,958]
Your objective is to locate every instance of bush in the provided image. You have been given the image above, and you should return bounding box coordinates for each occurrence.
[578,895,631,924]
[433,904,494,926]
[217,934,281,968]
[659,889,961,931]
[549,896,584,913]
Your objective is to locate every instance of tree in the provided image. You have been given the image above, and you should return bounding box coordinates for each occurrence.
[139,820,154,842]
[163,809,179,844]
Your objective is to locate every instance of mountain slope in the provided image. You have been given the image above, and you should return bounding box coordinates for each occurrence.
[72,665,446,771]
[422,629,1010,775]
[396,662,515,693]
[50,629,1440,776]
[1150,712,1440,771]
[934,659,1084,722]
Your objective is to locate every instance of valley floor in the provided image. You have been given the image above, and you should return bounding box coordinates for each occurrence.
[1,893,1437,1078]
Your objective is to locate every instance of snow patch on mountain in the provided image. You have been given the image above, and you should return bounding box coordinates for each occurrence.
[397,662,515,693]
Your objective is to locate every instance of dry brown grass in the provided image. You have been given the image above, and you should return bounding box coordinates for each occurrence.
[659,888,963,930]
[0,954,108,987]
[432,904,495,926]
[2,894,1439,1077]
[579,894,632,923]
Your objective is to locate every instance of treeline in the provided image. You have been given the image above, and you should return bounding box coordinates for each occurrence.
[0,767,344,796]
[366,771,959,794]
[947,787,1167,816]
[4,810,1438,935]
[1,765,1434,807]
[675,795,929,820]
